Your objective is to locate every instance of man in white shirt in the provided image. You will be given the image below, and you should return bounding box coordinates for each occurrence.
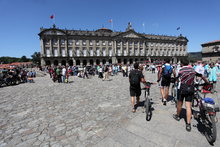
[62,66,66,83]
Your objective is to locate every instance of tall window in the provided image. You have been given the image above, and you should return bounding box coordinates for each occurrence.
[96,48,100,56]
[90,48,93,56]
[135,48,138,56]
[117,48,121,56]
[96,41,100,46]
[82,40,86,46]
[46,47,50,57]
[52,39,57,45]
[44,39,50,45]
[117,41,121,46]
[61,47,65,57]
[76,48,80,56]
[102,48,106,56]
[129,48,133,56]
[140,48,144,56]
[61,39,65,45]
[68,48,72,57]
[123,48,127,56]
[89,41,93,46]
[75,40,80,46]
[53,47,58,57]
[109,48,112,56]
[83,48,87,56]
[68,39,73,45]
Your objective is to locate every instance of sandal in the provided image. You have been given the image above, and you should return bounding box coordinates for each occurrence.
[186,123,191,132]
[132,108,136,113]
[173,114,180,121]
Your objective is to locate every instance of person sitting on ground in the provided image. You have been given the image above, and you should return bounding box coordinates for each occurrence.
[129,62,148,113]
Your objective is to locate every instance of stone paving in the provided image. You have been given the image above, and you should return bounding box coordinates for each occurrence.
[0,71,220,147]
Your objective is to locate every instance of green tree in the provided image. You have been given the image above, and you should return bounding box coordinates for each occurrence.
[20,56,29,62]
[31,52,41,65]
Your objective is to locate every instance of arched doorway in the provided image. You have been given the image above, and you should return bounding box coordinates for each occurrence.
[135,58,138,62]
[140,58,144,62]
[45,60,51,66]
[61,60,66,66]
[68,60,73,66]
[54,60,58,66]
[124,59,127,64]
[83,60,87,66]
[76,60,80,65]
[102,59,106,65]
[109,59,112,64]
[129,59,133,64]
[89,59,94,65]
[118,58,121,64]
[96,59,100,65]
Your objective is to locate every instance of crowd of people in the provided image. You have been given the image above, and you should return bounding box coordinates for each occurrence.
[129,59,220,132]
[0,67,36,87]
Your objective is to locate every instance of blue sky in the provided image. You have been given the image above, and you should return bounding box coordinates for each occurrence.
[0,0,219,58]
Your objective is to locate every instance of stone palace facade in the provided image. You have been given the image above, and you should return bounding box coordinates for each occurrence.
[38,23,188,66]
[201,40,220,63]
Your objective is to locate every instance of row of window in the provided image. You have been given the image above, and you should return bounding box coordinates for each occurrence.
[45,47,185,57]
[44,39,186,48]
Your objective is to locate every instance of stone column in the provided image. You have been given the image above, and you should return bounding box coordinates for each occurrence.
[65,39,68,57]
[126,41,129,57]
[50,39,53,57]
[138,41,140,56]
[132,41,134,56]
[120,41,123,56]
[58,39,61,57]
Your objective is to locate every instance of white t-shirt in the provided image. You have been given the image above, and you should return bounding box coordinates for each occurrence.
[195,64,204,75]
[62,68,66,76]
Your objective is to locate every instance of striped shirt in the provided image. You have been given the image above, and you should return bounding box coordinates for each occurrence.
[178,66,196,85]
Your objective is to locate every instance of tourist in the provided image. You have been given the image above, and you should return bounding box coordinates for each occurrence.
[157,59,176,105]
[129,62,148,113]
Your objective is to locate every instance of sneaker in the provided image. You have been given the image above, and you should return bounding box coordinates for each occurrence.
[173,114,180,121]
[163,99,167,105]
[186,123,191,132]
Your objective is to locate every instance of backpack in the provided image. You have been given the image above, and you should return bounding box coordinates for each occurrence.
[130,70,140,86]
[162,64,172,78]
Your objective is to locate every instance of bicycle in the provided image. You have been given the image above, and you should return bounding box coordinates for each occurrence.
[142,82,155,121]
[193,83,220,144]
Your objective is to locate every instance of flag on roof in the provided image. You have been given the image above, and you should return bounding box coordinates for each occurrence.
[50,15,54,19]
[108,19,112,23]
[177,27,180,30]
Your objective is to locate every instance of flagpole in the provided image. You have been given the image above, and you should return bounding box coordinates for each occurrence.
[142,23,145,33]
[111,19,114,31]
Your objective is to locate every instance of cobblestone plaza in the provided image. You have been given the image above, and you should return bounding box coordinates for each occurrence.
[0,71,220,146]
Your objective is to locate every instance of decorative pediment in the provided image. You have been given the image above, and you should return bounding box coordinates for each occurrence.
[39,28,67,37]
[116,30,145,39]
[123,33,142,38]
[43,30,65,35]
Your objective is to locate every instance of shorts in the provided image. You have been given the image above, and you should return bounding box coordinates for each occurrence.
[178,93,193,102]
[130,87,141,97]
[161,77,171,87]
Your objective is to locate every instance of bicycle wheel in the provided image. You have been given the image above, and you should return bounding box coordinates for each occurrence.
[145,98,150,120]
[205,115,217,144]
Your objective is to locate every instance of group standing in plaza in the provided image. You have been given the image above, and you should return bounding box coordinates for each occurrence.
[129,59,220,132]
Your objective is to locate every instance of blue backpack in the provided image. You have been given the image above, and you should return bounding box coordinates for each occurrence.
[162,64,172,78]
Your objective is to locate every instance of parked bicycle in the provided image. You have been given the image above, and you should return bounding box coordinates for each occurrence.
[142,82,155,121]
[193,83,220,144]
